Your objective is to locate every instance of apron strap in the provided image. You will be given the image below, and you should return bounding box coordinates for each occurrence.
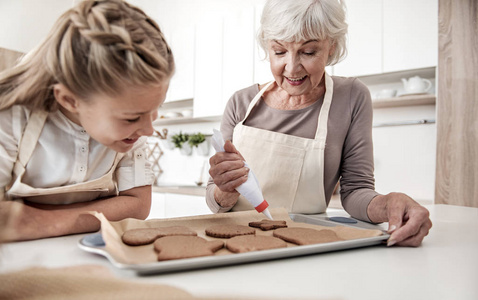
[240,81,275,124]
[17,110,48,168]
[12,106,23,143]
[315,73,334,145]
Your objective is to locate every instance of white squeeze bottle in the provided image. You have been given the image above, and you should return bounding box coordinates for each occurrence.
[211,129,273,220]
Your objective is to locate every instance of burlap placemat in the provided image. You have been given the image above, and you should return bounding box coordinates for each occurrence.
[0,265,194,300]
[0,265,342,300]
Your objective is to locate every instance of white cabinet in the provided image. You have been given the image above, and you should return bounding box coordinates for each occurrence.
[333,0,382,76]
[165,25,195,102]
[334,0,437,77]
[222,7,255,105]
[194,6,256,118]
[193,14,224,118]
[148,192,212,219]
[382,0,438,72]
[132,0,198,103]
[253,0,272,84]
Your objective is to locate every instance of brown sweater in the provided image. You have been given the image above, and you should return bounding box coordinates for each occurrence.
[206,76,379,222]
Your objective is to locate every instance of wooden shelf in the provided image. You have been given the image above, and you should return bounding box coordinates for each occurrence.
[160,98,193,109]
[155,98,222,125]
[153,115,222,126]
[358,67,436,86]
[372,94,436,108]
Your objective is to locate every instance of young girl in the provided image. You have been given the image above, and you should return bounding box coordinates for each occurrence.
[0,0,174,241]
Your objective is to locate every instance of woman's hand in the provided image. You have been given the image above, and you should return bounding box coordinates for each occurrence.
[367,192,432,247]
[209,140,249,207]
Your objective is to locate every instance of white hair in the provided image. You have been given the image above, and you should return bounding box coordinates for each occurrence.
[257,0,348,65]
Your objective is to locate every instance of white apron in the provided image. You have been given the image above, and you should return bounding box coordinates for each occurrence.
[5,110,124,205]
[232,73,334,214]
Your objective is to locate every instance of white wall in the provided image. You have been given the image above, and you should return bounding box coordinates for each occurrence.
[0,0,75,53]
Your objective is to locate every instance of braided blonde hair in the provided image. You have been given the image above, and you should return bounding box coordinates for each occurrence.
[0,0,174,111]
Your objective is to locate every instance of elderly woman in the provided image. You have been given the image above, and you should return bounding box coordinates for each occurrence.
[206,0,431,247]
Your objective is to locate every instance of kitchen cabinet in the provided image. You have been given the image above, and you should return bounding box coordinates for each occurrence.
[253,0,272,84]
[435,0,478,208]
[333,0,382,77]
[193,13,224,118]
[373,121,436,202]
[222,7,255,105]
[382,0,438,73]
[334,0,437,77]
[149,192,212,219]
[194,7,256,119]
[165,24,195,103]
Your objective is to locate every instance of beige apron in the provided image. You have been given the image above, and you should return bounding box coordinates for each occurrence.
[5,110,124,205]
[232,73,334,214]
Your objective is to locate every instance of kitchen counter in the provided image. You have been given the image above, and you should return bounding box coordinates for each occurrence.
[153,184,206,197]
[1,204,477,300]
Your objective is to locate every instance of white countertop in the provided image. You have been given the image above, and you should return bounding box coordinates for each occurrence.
[152,185,206,196]
[1,204,477,300]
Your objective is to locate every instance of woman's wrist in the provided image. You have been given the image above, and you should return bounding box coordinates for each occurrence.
[366,194,389,223]
[214,187,240,208]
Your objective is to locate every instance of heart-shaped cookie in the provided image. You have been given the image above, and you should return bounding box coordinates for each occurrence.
[122,226,197,246]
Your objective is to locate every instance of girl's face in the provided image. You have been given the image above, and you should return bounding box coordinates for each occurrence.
[61,83,168,153]
[268,39,335,96]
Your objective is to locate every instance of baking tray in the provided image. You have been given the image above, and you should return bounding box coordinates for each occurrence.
[78,213,389,275]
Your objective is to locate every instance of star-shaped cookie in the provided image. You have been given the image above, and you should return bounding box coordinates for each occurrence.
[248,219,288,231]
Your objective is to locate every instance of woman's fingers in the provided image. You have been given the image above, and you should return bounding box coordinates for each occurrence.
[209,153,248,192]
[392,219,432,247]
[387,205,432,247]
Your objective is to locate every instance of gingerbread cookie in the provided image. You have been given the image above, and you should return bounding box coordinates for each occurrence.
[153,236,224,261]
[205,224,255,238]
[122,226,197,246]
[249,219,288,231]
[273,227,343,245]
[226,235,287,253]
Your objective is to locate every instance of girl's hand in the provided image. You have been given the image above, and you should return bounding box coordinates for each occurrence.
[0,186,151,242]
[209,140,248,207]
[367,192,432,247]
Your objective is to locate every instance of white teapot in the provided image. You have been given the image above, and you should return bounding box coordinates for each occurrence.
[401,76,432,94]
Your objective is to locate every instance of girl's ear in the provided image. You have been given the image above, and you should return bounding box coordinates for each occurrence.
[53,84,79,113]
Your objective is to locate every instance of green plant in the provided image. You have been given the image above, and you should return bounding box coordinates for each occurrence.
[188,133,206,148]
[171,132,190,149]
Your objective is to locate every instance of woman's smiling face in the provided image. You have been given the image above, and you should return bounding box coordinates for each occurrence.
[268,39,335,96]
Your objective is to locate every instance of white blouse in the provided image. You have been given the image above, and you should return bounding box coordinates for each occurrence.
[0,106,154,198]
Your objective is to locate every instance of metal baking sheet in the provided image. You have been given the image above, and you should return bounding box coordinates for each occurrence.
[78,213,389,275]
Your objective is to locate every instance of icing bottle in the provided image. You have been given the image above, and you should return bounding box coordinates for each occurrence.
[211,129,273,220]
